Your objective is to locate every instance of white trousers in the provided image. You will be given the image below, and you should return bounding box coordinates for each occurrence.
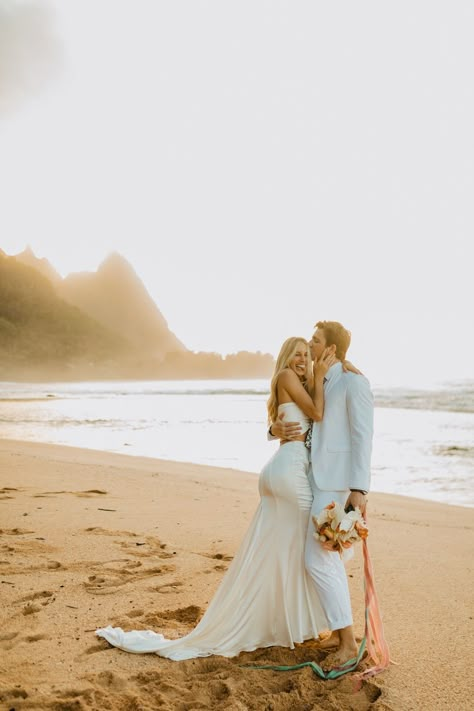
[304,481,353,631]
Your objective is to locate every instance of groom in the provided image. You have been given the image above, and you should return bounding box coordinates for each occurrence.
[270,320,374,665]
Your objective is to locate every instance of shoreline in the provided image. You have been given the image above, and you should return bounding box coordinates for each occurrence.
[1,434,473,511]
[1,438,473,710]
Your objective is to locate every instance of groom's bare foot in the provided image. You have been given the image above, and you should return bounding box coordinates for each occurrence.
[322,642,359,670]
[323,624,358,668]
[330,642,359,667]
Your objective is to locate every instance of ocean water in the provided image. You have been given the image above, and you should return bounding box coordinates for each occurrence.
[0,378,473,508]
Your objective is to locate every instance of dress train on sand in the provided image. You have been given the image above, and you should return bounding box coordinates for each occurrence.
[96,406,327,659]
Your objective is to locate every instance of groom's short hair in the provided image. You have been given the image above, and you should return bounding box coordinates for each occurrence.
[315,321,351,361]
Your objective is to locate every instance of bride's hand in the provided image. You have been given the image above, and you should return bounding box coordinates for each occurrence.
[343,360,363,375]
[313,349,337,379]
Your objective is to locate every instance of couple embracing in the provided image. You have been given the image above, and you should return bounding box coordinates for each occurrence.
[97,320,374,671]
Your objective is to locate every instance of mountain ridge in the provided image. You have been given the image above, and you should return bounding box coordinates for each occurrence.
[2,248,274,381]
[0,251,130,377]
[14,248,185,357]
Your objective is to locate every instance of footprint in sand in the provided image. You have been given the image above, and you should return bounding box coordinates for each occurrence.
[22,603,42,615]
[202,564,229,574]
[74,489,108,498]
[0,627,49,652]
[132,670,164,686]
[33,490,67,498]
[17,590,54,604]
[208,680,232,703]
[83,640,112,655]
[46,560,62,569]
[148,581,184,595]
[153,605,201,625]
[84,574,124,594]
[34,489,108,498]
[0,687,28,704]
[24,633,49,643]
[1,537,55,555]
[17,591,55,614]
[119,536,176,559]
[84,527,175,559]
[200,552,234,562]
[0,541,61,574]
[80,529,180,594]
[83,563,175,595]
[363,681,383,703]
[86,670,127,692]
[128,672,169,707]
[111,605,202,636]
[0,486,19,500]
[84,526,133,536]
[125,605,202,627]
[0,527,35,536]
[0,631,20,651]
[199,552,233,575]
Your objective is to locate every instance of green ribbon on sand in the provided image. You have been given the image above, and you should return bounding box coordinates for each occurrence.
[241,636,366,680]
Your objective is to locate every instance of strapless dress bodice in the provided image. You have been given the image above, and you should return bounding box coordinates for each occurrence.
[277,402,311,435]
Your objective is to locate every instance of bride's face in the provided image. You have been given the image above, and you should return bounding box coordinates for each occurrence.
[288,342,309,380]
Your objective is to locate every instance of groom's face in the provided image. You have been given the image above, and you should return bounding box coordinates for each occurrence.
[309,329,326,361]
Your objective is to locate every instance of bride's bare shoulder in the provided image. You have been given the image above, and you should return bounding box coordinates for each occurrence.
[277,368,300,386]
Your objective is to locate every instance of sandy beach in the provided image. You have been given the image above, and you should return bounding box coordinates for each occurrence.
[0,438,473,711]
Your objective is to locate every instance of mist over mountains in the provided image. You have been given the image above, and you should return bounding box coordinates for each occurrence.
[0,249,128,378]
[0,248,273,381]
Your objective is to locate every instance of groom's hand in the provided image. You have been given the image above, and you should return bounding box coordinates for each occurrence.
[271,415,302,440]
[346,490,368,515]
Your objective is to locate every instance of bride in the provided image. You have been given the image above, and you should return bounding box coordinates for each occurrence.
[96,337,337,659]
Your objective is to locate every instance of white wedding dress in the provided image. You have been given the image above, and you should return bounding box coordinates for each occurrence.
[96,402,327,659]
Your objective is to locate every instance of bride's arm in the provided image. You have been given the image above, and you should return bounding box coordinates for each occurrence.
[310,350,337,419]
[343,360,363,375]
[278,369,323,422]
[311,374,325,422]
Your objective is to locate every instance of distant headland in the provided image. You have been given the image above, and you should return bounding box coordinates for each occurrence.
[0,248,274,382]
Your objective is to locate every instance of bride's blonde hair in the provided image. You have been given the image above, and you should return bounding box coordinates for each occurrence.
[267,337,313,424]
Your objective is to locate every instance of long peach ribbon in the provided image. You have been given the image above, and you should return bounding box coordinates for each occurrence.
[353,530,391,685]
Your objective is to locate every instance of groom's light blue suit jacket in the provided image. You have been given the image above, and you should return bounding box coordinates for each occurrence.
[310,362,374,493]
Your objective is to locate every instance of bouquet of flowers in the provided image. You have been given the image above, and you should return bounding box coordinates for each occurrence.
[313,501,368,554]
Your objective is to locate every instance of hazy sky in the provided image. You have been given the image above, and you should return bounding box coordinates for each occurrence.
[1,1,473,384]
